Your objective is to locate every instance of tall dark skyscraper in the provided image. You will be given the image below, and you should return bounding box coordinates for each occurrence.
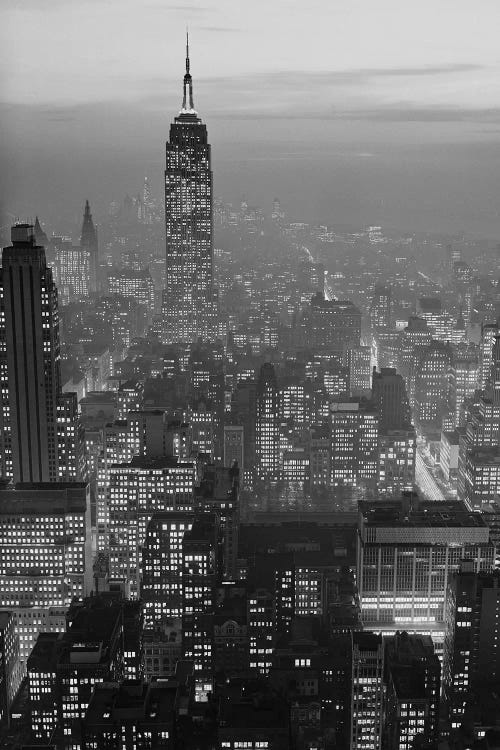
[162,34,214,343]
[80,199,98,293]
[0,225,61,482]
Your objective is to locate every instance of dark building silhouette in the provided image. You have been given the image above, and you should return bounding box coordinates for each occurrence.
[443,570,500,729]
[372,367,412,431]
[0,224,61,482]
[80,199,98,293]
[384,632,440,750]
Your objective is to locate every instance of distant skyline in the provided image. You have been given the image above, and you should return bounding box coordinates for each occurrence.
[2,0,500,238]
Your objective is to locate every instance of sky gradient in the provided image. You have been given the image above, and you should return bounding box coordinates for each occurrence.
[2,0,500,237]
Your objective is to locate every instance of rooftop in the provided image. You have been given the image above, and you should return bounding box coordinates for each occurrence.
[85,680,177,726]
[0,483,88,515]
[359,498,487,530]
[353,631,382,650]
[111,455,195,471]
[219,685,288,730]
[391,666,426,700]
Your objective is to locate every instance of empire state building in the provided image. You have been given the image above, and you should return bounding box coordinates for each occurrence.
[162,34,215,343]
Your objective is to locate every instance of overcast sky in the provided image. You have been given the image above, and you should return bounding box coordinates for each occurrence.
[2,0,500,236]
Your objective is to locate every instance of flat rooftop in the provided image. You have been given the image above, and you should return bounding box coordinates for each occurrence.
[391,666,426,700]
[111,456,195,470]
[359,499,487,529]
[467,447,500,465]
[0,483,88,514]
[85,680,177,726]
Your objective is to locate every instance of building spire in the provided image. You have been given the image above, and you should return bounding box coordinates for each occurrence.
[181,28,196,114]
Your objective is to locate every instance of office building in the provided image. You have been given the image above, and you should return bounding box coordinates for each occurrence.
[108,456,196,596]
[255,363,281,482]
[370,284,392,331]
[417,297,451,341]
[372,367,412,431]
[218,682,289,750]
[162,34,215,343]
[248,587,275,676]
[56,392,86,482]
[479,321,498,390]
[116,379,144,420]
[399,317,432,409]
[55,243,90,300]
[414,340,452,431]
[0,224,61,482]
[357,496,494,648]
[194,463,240,579]
[82,680,177,749]
[384,632,440,750]
[378,429,415,497]
[0,612,22,728]
[223,424,244,471]
[440,430,460,484]
[143,619,182,680]
[300,294,362,352]
[182,514,219,702]
[141,512,194,627]
[450,358,479,428]
[108,268,155,317]
[330,399,378,487]
[443,571,500,728]
[0,483,90,663]
[351,631,384,750]
[346,345,372,396]
[457,335,500,506]
[27,599,123,748]
[461,447,500,511]
[80,199,98,293]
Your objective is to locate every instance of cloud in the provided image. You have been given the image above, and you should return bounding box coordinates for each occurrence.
[199,25,243,32]
[203,63,485,89]
[334,106,500,123]
[150,3,212,11]
[363,63,484,77]
[204,103,500,124]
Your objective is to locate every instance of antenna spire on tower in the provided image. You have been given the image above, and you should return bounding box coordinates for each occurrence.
[181,28,196,114]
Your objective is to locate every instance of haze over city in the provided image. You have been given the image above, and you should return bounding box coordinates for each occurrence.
[3,0,500,235]
[3,2,500,748]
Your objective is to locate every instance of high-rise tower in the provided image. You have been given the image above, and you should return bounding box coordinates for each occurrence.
[80,199,98,294]
[255,363,280,482]
[0,225,61,482]
[162,33,214,343]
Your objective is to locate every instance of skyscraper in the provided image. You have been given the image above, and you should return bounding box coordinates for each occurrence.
[414,340,452,432]
[80,199,98,293]
[357,496,494,650]
[443,570,500,728]
[370,284,392,332]
[351,631,384,750]
[372,367,411,432]
[255,363,281,482]
[163,33,214,343]
[0,225,61,482]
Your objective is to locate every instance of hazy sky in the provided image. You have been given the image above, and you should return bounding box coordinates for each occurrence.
[2,0,500,237]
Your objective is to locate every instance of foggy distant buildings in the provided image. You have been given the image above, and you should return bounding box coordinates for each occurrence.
[80,199,98,293]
